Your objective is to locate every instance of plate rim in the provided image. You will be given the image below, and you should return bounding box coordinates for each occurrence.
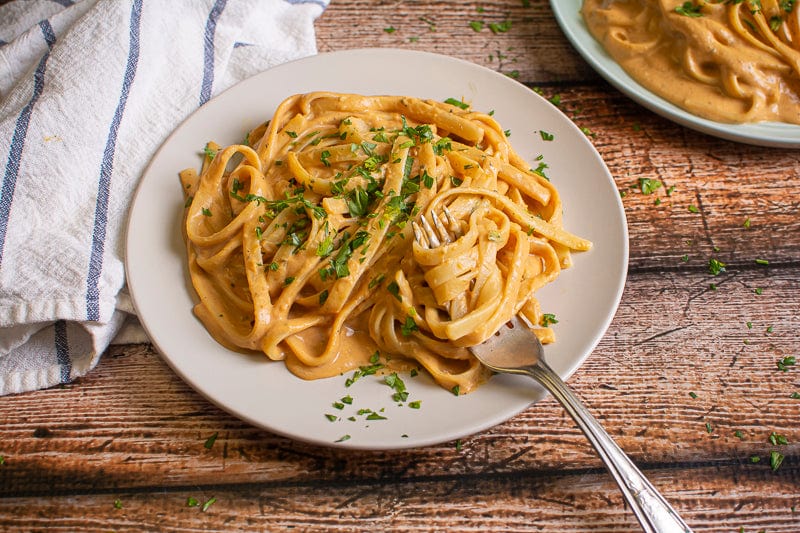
[124,47,629,450]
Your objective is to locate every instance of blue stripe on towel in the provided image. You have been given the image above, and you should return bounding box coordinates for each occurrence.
[283,0,328,8]
[85,0,142,321]
[54,320,72,384]
[0,21,56,268]
[199,0,228,106]
[49,0,76,7]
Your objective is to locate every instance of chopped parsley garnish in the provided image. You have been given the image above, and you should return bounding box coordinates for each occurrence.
[755,258,769,266]
[387,280,402,301]
[409,400,421,409]
[539,130,554,141]
[769,432,788,446]
[708,258,726,275]
[638,178,662,195]
[401,315,419,336]
[675,1,704,16]
[114,499,123,509]
[451,385,461,396]
[203,145,217,159]
[320,150,332,167]
[488,20,512,33]
[204,432,218,449]
[202,497,217,512]
[335,434,351,443]
[346,186,370,217]
[201,207,212,217]
[541,313,558,327]
[385,373,409,402]
[777,356,796,372]
[345,360,386,387]
[325,414,338,422]
[445,97,470,110]
[770,450,785,471]
[688,204,700,213]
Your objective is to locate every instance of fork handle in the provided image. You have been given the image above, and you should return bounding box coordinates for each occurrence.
[524,361,693,533]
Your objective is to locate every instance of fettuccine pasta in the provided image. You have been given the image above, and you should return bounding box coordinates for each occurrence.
[180,92,591,394]
[582,0,800,124]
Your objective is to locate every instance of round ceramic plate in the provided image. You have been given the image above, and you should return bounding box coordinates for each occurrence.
[551,0,800,148]
[125,49,628,450]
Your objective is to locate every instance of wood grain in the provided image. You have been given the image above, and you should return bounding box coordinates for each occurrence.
[2,0,799,531]
[0,464,797,532]
[1,272,797,497]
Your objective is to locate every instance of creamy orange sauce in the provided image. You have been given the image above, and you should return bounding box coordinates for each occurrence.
[283,313,381,379]
[582,0,800,124]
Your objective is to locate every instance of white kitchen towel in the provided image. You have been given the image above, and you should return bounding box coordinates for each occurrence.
[0,0,329,395]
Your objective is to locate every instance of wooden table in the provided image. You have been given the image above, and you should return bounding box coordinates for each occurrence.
[2,1,799,531]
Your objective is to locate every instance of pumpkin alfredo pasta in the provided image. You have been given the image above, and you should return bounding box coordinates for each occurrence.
[180,92,591,394]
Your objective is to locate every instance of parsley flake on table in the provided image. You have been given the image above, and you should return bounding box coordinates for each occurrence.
[708,258,726,275]
[204,432,218,449]
[488,20,512,34]
[638,178,662,195]
[770,450,785,471]
[202,497,217,512]
[777,356,796,372]
[768,432,788,446]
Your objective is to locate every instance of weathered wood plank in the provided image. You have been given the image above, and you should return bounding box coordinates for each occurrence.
[0,464,797,532]
[552,86,800,270]
[315,0,597,83]
[1,269,797,495]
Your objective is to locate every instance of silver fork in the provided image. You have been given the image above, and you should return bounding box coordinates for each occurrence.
[413,210,692,533]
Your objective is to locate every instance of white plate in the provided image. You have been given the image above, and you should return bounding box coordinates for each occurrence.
[125,49,628,450]
[551,0,800,148]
